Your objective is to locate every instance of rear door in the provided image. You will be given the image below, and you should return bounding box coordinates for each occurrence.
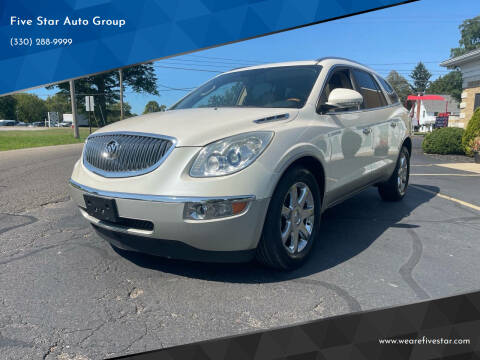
[376,75,408,169]
[350,68,393,180]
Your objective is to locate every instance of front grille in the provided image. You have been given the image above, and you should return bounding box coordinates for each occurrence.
[83,132,175,177]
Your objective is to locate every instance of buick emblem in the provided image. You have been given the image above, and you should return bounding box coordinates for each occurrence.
[102,140,120,159]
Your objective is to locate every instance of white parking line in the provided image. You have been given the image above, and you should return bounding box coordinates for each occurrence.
[410,185,480,212]
[410,174,480,176]
[435,163,480,174]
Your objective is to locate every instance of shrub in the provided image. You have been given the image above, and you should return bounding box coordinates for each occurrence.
[462,108,480,156]
[471,136,480,153]
[422,127,465,155]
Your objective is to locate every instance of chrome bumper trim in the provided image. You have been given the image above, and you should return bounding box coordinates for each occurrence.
[69,179,255,204]
[79,208,154,236]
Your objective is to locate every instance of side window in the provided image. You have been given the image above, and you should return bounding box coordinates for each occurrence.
[352,69,387,109]
[318,68,354,112]
[378,76,399,104]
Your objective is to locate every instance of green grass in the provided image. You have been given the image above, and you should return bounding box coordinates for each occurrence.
[0,128,94,151]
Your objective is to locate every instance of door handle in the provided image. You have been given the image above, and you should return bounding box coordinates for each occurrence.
[390,122,397,128]
[363,128,372,135]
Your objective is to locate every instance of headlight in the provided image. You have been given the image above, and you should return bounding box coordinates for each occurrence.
[190,131,274,177]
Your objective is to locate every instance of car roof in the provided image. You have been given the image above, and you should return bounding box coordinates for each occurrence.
[224,57,382,78]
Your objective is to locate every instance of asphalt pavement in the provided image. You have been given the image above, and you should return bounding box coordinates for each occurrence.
[1,137,480,360]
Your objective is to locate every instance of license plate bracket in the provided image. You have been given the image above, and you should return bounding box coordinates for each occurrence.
[83,195,119,223]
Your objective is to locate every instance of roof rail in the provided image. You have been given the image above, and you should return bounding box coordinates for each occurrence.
[230,66,249,71]
[315,57,367,67]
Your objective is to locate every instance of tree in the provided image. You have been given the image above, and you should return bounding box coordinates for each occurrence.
[48,63,158,126]
[0,95,17,120]
[143,100,166,114]
[386,70,413,106]
[426,70,463,102]
[451,15,480,57]
[107,102,135,123]
[207,83,243,107]
[14,94,47,123]
[45,93,71,114]
[411,62,432,93]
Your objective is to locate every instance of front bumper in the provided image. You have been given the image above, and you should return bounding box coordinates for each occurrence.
[69,179,270,257]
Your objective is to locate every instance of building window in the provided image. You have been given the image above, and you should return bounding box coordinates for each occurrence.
[475,93,480,111]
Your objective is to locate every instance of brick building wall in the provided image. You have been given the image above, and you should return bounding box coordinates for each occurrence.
[460,86,480,126]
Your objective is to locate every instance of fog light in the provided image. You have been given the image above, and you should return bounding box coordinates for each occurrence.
[194,204,208,219]
[183,198,251,220]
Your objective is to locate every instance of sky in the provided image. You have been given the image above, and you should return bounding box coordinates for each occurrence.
[30,0,480,115]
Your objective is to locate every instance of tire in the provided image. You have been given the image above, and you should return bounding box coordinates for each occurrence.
[256,166,322,270]
[378,146,410,202]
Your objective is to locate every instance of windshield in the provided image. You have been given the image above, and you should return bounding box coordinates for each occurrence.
[171,65,322,110]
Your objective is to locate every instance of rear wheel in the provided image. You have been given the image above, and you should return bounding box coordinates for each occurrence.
[378,146,410,201]
[256,166,321,270]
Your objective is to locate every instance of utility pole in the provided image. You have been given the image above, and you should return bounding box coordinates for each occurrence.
[69,79,79,139]
[119,69,124,120]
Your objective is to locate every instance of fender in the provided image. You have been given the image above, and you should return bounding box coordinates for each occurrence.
[267,142,328,200]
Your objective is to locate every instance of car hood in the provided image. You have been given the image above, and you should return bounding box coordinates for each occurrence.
[93,107,298,146]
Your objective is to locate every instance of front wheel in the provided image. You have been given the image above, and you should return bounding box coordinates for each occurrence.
[256,166,322,270]
[378,146,410,201]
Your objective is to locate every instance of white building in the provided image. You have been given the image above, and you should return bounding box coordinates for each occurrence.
[62,113,89,127]
[441,48,480,127]
[410,95,460,132]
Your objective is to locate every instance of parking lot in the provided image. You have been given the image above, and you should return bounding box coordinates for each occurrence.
[1,136,479,360]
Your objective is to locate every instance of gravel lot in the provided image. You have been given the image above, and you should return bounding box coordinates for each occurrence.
[1,136,479,359]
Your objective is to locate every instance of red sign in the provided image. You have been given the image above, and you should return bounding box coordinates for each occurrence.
[407,95,446,101]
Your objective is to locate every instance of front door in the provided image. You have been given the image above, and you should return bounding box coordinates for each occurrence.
[316,67,376,204]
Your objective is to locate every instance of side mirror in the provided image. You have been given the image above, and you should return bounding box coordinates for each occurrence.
[326,88,363,109]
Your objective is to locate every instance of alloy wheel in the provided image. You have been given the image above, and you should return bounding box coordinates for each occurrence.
[397,152,408,195]
[280,182,315,255]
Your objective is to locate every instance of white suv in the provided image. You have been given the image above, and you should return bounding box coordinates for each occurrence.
[70,57,411,270]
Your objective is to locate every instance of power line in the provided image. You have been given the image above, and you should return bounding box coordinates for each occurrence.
[158,60,235,69]
[153,64,222,73]
[366,61,445,66]
[162,56,265,66]
[31,89,191,97]
[158,57,450,70]
[185,54,265,64]
[157,82,195,91]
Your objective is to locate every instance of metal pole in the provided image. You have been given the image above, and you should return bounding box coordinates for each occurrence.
[69,79,79,139]
[119,69,124,120]
[416,94,421,130]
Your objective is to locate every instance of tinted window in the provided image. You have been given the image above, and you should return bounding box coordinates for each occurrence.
[320,69,353,102]
[474,93,480,111]
[172,65,321,110]
[352,69,387,109]
[378,76,399,104]
[318,69,356,112]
